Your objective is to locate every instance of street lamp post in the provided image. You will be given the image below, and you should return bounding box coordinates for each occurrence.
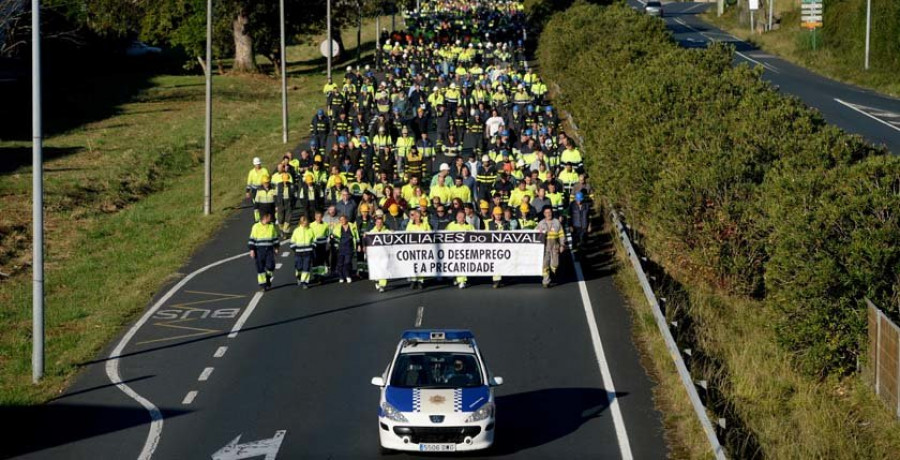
[864,0,872,70]
[280,0,288,143]
[32,0,44,384]
[203,0,212,216]
[327,0,332,80]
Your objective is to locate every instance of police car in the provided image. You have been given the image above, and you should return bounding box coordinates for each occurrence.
[370,329,504,453]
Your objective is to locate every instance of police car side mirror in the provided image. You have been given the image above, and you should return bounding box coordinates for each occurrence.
[490,376,504,387]
[371,376,386,387]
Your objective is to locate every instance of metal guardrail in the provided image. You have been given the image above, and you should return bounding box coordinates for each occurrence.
[611,210,728,460]
[866,298,900,418]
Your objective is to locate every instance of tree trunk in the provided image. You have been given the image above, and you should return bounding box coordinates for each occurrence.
[232,9,257,73]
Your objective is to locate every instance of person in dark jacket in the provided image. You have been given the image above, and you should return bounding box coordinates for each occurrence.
[568,192,591,251]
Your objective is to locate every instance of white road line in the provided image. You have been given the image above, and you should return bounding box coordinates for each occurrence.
[282,251,290,258]
[182,391,198,405]
[572,253,634,460]
[415,306,424,327]
[198,367,214,382]
[672,17,779,73]
[276,263,283,270]
[835,98,900,133]
[214,346,228,358]
[229,291,264,339]
[105,251,247,460]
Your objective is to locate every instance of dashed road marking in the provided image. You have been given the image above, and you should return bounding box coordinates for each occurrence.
[214,346,228,358]
[228,291,264,339]
[182,391,198,405]
[415,306,424,327]
[199,367,214,382]
[671,17,779,73]
[835,98,900,133]
[276,263,283,270]
[282,251,290,258]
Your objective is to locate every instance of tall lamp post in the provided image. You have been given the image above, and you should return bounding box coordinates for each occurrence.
[32,0,44,384]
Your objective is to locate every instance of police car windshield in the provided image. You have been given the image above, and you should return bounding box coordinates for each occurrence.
[390,353,483,388]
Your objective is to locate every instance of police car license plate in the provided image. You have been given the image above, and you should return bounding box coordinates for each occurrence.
[420,443,456,452]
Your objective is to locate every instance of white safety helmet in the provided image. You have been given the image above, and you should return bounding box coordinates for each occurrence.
[439,163,450,171]
[252,157,262,165]
[481,154,490,162]
[450,82,457,88]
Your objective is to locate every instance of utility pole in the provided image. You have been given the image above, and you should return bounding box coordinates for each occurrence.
[203,0,212,215]
[357,2,362,65]
[718,0,724,17]
[32,0,44,384]
[327,0,332,81]
[279,0,288,143]
[375,15,381,71]
[864,0,871,70]
[768,0,774,31]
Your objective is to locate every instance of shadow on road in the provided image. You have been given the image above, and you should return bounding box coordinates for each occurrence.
[488,387,626,456]
[0,401,190,458]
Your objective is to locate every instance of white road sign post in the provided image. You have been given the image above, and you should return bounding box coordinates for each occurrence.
[801,0,823,50]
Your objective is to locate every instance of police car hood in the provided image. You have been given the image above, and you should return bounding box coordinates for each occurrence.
[386,386,491,415]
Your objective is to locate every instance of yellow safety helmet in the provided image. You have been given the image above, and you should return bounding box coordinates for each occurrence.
[419,197,429,208]
[479,200,489,210]
[261,174,271,184]
[359,203,370,213]
[388,204,400,216]
[314,154,323,162]
[333,175,343,185]
[519,203,530,212]
[305,174,315,184]
[492,206,503,216]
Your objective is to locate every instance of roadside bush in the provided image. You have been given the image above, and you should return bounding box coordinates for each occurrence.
[538,2,900,375]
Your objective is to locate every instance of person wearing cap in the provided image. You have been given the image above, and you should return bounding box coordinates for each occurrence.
[440,131,462,167]
[430,161,451,188]
[355,135,376,184]
[324,168,344,207]
[518,200,538,229]
[569,191,591,251]
[253,174,277,223]
[537,205,566,287]
[272,163,294,233]
[444,82,460,112]
[486,205,509,288]
[446,210,474,289]
[397,129,417,177]
[385,203,406,231]
[297,173,323,221]
[246,157,270,204]
[477,200,492,224]
[405,210,432,289]
[290,216,316,289]
[475,155,496,201]
[248,212,280,291]
[427,86,444,111]
[366,214,391,293]
[492,171,514,206]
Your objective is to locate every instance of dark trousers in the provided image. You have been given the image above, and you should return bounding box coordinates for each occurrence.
[572,226,587,249]
[295,252,313,272]
[337,252,353,279]
[254,247,276,286]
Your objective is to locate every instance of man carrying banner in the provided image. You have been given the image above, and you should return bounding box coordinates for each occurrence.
[445,210,474,289]
[367,214,391,293]
[405,210,432,289]
[536,205,566,288]
[487,206,510,288]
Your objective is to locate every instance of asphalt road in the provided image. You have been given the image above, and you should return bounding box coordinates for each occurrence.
[6,195,667,458]
[630,1,900,155]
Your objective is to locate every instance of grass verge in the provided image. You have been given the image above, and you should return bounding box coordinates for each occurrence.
[608,221,900,458]
[0,18,384,405]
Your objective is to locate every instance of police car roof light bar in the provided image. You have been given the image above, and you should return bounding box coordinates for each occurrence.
[401,329,475,342]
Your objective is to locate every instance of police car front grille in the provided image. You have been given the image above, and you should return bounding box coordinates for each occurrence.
[394,426,481,444]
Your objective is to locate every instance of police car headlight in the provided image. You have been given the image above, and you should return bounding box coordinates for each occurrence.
[381,401,409,423]
[465,402,494,423]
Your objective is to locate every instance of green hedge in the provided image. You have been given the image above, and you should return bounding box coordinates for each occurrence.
[538,2,900,376]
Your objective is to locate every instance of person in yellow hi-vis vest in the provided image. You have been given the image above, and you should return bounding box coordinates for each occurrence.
[405,210,432,289]
[290,216,317,289]
[445,210,474,289]
[248,213,279,291]
[246,157,269,203]
[367,213,391,293]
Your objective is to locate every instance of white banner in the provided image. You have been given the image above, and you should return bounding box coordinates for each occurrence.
[364,231,546,279]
